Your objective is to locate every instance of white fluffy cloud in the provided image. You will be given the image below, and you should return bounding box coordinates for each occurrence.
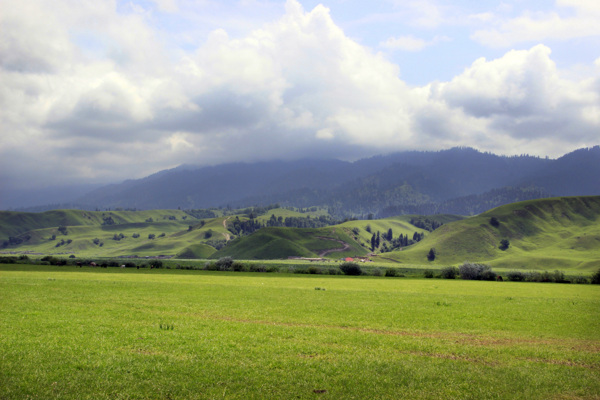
[472,0,600,47]
[0,0,599,194]
[427,44,600,154]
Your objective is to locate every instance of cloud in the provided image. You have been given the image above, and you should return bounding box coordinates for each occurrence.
[380,34,450,51]
[427,44,600,153]
[472,0,600,47]
[0,0,599,195]
[387,0,445,29]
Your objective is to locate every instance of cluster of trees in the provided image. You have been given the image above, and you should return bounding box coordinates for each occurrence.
[222,214,338,238]
[2,235,31,248]
[266,215,337,229]
[228,216,262,236]
[184,209,218,219]
[112,233,126,241]
[367,229,424,252]
[102,216,116,225]
[55,238,72,248]
[409,217,443,232]
[205,239,227,250]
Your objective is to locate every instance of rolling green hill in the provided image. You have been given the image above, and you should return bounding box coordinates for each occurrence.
[0,207,339,259]
[385,196,600,272]
[0,209,202,258]
[2,198,599,271]
[210,226,367,260]
[208,214,461,260]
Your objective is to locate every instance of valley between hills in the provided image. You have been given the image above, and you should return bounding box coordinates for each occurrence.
[2,196,599,274]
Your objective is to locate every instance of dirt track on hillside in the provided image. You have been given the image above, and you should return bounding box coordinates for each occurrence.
[222,217,231,241]
[316,237,351,257]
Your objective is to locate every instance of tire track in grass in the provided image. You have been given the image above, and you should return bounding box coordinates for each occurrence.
[189,312,600,368]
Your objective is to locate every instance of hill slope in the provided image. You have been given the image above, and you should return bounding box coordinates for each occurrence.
[210,227,368,260]
[386,196,600,271]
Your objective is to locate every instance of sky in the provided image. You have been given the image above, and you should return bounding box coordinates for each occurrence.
[1,0,600,194]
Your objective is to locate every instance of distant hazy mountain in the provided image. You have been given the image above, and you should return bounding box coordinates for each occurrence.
[11,146,600,216]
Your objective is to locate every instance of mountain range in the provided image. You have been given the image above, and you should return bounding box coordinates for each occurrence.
[6,146,600,216]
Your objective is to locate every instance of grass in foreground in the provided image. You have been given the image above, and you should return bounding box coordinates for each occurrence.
[1,264,599,399]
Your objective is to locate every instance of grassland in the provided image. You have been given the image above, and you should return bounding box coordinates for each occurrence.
[2,197,600,273]
[386,196,600,272]
[211,226,367,260]
[1,264,598,399]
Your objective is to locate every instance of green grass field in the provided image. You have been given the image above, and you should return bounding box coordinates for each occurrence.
[1,264,598,399]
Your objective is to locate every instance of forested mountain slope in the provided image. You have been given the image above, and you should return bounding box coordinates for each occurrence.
[8,146,600,217]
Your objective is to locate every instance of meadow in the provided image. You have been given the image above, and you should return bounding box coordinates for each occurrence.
[1,264,599,399]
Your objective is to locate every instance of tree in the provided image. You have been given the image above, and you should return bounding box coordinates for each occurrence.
[376,231,381,248]
[216,257,234,271]
[370,233,376,251]
[440,266,458,279]
[499,239,510,250]
[427,248,436,261]
[490,217,500,227]
[387,228,393,241]
[591,269,600,284]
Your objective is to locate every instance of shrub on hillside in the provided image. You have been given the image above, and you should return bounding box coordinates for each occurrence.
[427,248,436,261]
[339,262,362,276]
[572,275,588,284]
[440,266,458,279]
[499,239,510,251]
[459,262,495,280]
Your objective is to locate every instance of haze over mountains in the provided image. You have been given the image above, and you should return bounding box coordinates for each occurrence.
[3,146,599,216]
